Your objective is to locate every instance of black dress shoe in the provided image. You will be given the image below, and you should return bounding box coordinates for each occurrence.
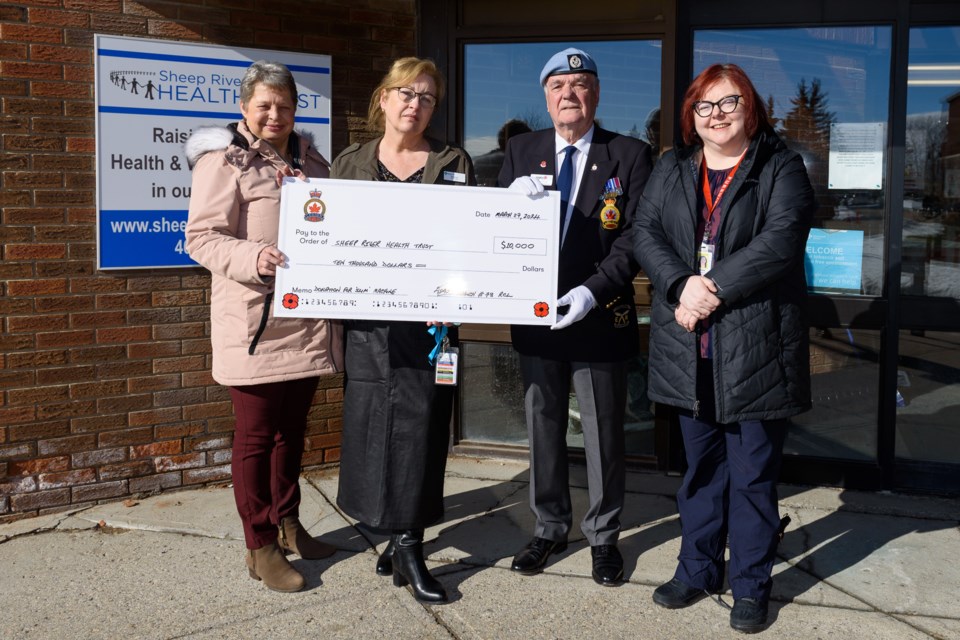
[590,544,623,586]
[730,597,768,634]
[510,537,567,575]
[652,578,709,609]
[375,539,395,576]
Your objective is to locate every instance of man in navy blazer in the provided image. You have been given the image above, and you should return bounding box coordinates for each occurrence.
[498,47,653,586]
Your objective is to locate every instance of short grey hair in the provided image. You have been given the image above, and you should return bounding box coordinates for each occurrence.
[240,60,298,110]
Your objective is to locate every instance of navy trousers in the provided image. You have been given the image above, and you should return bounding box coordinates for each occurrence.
[674,361,786,602]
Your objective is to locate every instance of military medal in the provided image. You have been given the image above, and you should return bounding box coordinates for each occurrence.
[598,177,623,230]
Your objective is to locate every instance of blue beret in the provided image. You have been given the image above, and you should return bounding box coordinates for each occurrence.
[539,47,598,86]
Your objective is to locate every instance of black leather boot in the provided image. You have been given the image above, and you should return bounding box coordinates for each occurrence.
[391,530,448,603]
[375,539,395,576]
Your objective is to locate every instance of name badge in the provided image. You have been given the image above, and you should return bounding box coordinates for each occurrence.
[698,243,715,275]
[532,174,554,187]
[435,347,459,385]
[443,171,466,184]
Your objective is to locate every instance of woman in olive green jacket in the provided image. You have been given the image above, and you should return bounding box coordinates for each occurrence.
[333,57,474,605]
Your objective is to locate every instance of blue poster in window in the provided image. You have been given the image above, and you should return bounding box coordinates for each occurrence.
[804,228,865,291]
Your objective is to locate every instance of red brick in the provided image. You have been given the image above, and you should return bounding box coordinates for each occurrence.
[130,440,181,459]
[153,323,204,340]
[153,355,205,374]
[255,30,300,49]
[325,387,344,403]
[96,360,152,379]
[7,315,67,333]
[35,296,94,313]
[3,97,61,115]
[148,19,202,40]
[64,0,122,10]
[0,5,27,21]
[0,333,34,351]
[183,464,230,484]
[71,447,126,467]
[7,384,68,406]
[301,450,324,466]
[8,421,70,442]
[0,407,37,426]
[98,427,153,448]
[231,11,278,29]
[0,61,62,80]
[64,101,94,118]
[64,172,95,190]
[3,207,64,225]
[181,339,211,356]
[182,400,232,420]
[0,79,27,96]
[36,329,95,348]
[127,308,180,325]
[305,433,341,450]
[97,292,150,309]
[126,275,180,291]
[35,188,92,207]
[4,173,64,190]
[8,456,69,476]
[323,447,340,463]
[151,290,204,307]
[0,154,29,170]
[69,379,126,399]
[153,388,205,408]
[128,407,182,429]
[0,23,63,44]
[98,460,153,480]
[96,326,151,344]
[96,394,151,414]
[155,452,204,472]
[30,81,89,100]
[0,189,31,206]
[181,370,215,387]
[10,488,70,511]
[204,417,235,434]
[68,344,126,364]
[36,365,95,385]
[5,242,66,260]
[38,433,96,455]
[0,371,35,389]
[72,480,128,502]
[129,471,181,493]
[39,468,96,490]
[33,154,91,171]
[70,413,126,433]
[127,374,180,393]
[91,13,146,33]
[7,278,67,296]
[29,44,90,64]
[154,423,205,441]
[33,115,93,135]
[127,340,180,360]
[70,310,125,328]
[37,399,96,420]
[27,7,90,28]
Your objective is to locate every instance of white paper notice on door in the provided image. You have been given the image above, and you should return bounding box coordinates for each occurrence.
[828,122,885,190]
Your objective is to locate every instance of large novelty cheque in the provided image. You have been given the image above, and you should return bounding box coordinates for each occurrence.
[273,178,560,325]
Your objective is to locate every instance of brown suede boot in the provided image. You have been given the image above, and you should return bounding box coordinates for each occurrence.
[245,541,305,592]
[278,516,337,560]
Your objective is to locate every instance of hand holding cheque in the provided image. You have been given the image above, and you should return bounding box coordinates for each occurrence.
[273,177,560,325]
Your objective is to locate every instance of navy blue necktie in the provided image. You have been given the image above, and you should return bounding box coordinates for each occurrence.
[557,145,576,241]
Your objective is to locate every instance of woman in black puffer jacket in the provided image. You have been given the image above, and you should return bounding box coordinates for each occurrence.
[634,63,815,634]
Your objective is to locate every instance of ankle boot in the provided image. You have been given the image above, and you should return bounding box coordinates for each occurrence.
[376,539,395,576]
[278,517,336,560]
[391,530,447,603]
[245,541,305,592]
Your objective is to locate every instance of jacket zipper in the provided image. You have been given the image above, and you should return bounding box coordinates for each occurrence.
[248,292,273,355]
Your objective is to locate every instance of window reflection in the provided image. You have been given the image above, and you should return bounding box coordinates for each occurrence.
[904,27,960,298]
[896,330,960,463]
[464,41,662,186]
[693,27,893,296]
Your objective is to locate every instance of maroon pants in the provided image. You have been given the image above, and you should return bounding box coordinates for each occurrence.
[229,377,319,549]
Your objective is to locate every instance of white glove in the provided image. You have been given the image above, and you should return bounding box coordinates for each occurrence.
[551,285,596,330]
[508,175,545,196]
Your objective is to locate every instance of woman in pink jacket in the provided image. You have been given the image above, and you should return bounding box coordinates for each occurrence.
[185,61,344,593]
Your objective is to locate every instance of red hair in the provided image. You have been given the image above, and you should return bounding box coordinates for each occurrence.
[680,63,769,146]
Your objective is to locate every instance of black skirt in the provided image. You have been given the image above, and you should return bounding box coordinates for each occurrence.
[336,320,454,530]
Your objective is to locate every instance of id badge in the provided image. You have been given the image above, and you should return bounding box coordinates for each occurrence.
[435,347,459,386]
[697,243,715,275]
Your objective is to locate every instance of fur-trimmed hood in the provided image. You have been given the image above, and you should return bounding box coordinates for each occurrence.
[184,121,324,170]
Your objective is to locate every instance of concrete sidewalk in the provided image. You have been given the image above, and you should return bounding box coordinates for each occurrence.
[1,456,959,639]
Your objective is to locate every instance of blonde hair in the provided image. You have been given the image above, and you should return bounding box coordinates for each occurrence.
[366,57,445,132]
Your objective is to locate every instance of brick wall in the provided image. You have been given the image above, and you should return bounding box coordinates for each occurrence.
[0,0,417,521]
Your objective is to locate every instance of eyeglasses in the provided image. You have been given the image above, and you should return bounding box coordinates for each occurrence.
[692,94,742,118]
[393,87,437,109]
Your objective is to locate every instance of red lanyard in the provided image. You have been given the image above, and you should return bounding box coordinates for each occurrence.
[701,155,743,223]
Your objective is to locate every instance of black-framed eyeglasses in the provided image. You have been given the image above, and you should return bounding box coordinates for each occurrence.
[393,87,437,109]
[692,94,742,118]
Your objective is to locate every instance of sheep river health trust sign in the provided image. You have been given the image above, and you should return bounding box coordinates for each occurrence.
[94,35,332,269]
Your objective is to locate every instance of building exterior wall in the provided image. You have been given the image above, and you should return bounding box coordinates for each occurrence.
[0,0,416,521]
